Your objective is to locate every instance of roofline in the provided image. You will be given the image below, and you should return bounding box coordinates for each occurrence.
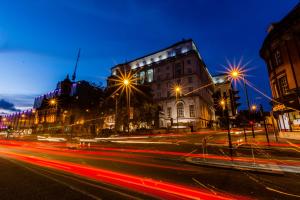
[111,39,193,69]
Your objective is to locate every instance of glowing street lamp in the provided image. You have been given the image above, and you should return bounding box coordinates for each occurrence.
[50,99,57,106]
[123,78,130,86]
[251,105,257,111]
[175,85,181,133]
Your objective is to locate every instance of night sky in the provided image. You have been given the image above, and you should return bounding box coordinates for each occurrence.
[0,0,298,112]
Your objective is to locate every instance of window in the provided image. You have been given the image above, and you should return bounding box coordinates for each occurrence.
[268,59,273,71]
[175,63,182,77]
[150,58,154,63]
[166,66,170,70]
[143,60,147,65]
[187,59,191,65]
[273,49,283,67]
[139,71,145,84]
[272,81,279,98]
[278,76,289,95]
[188,76,193,83]
[158,55,162,60]
[189,105,195,117]
[167,107,172,118]
[168,51,175,57]
[177,102,184,117]
[146,69,153,82]
[175,48,181,55]
[187,68,192,74]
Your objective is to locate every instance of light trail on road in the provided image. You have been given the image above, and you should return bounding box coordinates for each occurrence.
[0,149,250,200]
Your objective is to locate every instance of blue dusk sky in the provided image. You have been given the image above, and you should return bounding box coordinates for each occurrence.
[0,0,298,113]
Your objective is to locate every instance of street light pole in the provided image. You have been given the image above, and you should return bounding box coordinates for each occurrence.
[175,86,181,134]
[113,93,119,133]
[221,98,233,157]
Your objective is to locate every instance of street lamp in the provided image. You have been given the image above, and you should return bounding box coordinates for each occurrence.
[227,67,254,138]
[110,69,141,133]
[112,93,119,133]
[250,104,257,138]
[50,99,56,106]
[220,97,233,157]
[175,85,181,133]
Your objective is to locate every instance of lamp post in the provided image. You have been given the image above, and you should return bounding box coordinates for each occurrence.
[112,93,119,133]
[175,86,181,133]
[228,69,254,137]
[123,78,131,133]
[251,104,257,138]
[220,98,233,157]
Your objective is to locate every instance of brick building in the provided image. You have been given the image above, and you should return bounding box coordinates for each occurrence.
[260,3,300,131]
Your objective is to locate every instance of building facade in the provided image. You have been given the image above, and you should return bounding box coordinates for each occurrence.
[1,76,104,136]
[108,39,215,131]
[260,3,300,131]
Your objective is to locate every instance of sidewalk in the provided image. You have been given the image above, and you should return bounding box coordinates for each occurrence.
[279,131,300,140]
[185,156,300,174]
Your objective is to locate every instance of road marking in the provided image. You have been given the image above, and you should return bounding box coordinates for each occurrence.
[184,149,197,157]
[286,141,300,153]
[266,187,300,198]
[192,178,217,195]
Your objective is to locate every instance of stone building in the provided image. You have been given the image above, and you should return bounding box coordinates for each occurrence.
[108,39,215,131]
[260,3,300,131]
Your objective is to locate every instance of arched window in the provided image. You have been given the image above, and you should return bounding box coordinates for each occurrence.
[177,102,184,117]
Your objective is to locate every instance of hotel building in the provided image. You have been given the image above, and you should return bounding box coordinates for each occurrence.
[108,39,215,131]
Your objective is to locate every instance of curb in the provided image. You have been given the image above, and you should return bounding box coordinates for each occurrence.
[185,157,287,174]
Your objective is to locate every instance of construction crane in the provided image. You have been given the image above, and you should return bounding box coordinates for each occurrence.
[72,48,81,82]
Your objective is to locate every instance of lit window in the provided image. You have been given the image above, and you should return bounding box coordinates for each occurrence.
[147,69,153,82]
[177,102,184,117]
[278,76,289,95]
[189,105,195,117]
[168,51,175,57]
[139,71,145,84]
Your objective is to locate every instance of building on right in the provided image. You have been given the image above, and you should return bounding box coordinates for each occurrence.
[260,3,300,131]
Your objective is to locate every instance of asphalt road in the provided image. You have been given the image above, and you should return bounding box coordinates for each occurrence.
[0,137,300,200]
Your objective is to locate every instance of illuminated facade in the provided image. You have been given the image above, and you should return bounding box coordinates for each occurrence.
[33,76,104,136]
[108,39,215,130]
[1,76,104,136]
[260,4,300,131]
